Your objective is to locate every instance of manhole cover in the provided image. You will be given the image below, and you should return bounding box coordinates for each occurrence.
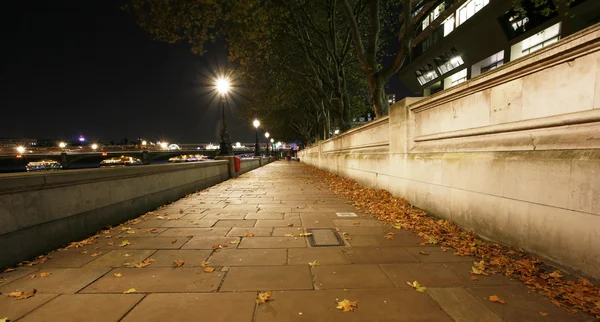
[336,212,357,217]
[307,228,345,247]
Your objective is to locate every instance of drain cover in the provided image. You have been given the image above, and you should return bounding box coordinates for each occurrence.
[307,228,345,247]
[336,212,357,217]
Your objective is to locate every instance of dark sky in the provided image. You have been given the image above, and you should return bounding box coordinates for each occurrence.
[0,0,409,144]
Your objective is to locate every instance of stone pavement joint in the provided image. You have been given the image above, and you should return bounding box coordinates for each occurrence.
[0,161,594,321]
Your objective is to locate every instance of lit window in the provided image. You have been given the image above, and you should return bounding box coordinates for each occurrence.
[471,50,504,77]
[443,15,455,36]
[509,16,529,31]
[456,0,489,27]
[450,69,468,86]
[520,22,561,55]
[416,68,439,85]
[422,15,430,30]
[437,55,464,75]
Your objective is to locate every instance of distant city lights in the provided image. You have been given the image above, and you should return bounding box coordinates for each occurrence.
[91,143,98,150]
[79,135,85,142]
[16,146,25,154]
[141,140,147,146]
[59,142,67,149]
[160,142,168,149]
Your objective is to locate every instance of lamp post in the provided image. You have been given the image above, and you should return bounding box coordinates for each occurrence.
[217,78,233,155]
[253,119,260,157]
[264,132,270,156]
[270,138,274,157]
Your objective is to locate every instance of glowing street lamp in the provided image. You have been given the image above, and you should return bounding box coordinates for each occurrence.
[160,142,168,150]
[91,143,98,151]
[16,146,25,154]
[141,140,147,146]
[270,138,274,157]
[264,132,270,156]
[59,142,67,149]
[253,119,260,157]
[216,78,233,155]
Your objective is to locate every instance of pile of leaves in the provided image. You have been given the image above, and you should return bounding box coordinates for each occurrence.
[309,167,600,318]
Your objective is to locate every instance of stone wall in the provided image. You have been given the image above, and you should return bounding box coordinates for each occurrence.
[0,159,269,268]
[301,24,600,279]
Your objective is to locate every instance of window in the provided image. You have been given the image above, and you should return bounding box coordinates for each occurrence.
[471,50,504,77]
[511,22,561,60]
[509,15,529,32]
[437,55,464,75]
[456,0,489,27]
[443,68,467,89]
[422,2,446,31]
[416,66,439,85]
[422,15,430,30]
[443,15,455,36]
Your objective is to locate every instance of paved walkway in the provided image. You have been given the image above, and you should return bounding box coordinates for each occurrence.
[0,162,594,321]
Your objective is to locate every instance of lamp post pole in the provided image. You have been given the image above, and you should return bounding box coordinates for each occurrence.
[217,78,232,155]
[265,132,270,157]
[253,119,260,157]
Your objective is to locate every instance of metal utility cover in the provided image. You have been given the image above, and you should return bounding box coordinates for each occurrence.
[336,212,357,217]
[307,228,345,247]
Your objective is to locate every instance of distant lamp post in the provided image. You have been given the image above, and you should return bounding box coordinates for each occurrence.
[160,142,168,150]
[141,140,147,146]
[264,132,270,156]
[217,78,233,155]
[91,143,98,151]
[58,142,67,150]
[270,138,274,157]
[16,146,25,154]
[253,119,260,156]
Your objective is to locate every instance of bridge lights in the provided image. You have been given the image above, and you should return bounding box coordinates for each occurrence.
[58,142,67,149]
[16,146,25,154]
[141,140,147,146]
[91,143,98,151]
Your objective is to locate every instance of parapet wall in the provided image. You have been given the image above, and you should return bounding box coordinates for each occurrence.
[301,24,600,279]
[0,157,274,268]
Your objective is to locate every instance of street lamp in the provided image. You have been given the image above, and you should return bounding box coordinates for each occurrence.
[16,146,25,154]
[91,143,98,151]
[264,132,270,156]
[270,138,274,157]
[58,142,67,150]
[253,119,260,157]
[141,140,147,146]
[217,78,233,155]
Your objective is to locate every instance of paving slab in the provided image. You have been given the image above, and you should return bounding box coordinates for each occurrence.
[244,212,285,220]
[18,294,145,322]
[84,250,155,268]
[332,219,385,227]
[181,237,241,249]
[220,266,313,291]
[405,246,476,263]
[121,293,256,322]
[0,268,110,294]
[254,219,303,228]
[98,237,190,250]
[202,213,247,220]
[213,219,257,227]
[272,227,306,236]
[288,248,350,265]
[159,219,217,228]
[312,264,394,290]
[0,268,39,285]
[81,268,224,293]
[226,227,273,237]
[158,227,231,237]
[346,235,380,247]
[254,289,453,322]
[208,249,287,266]
[300,213,336,228]
[238,236,307,248]
[149,250,213,267]
[381,263,465,288]
[427,287,504,322]
[0,293,58,321]
[343,247,420,264]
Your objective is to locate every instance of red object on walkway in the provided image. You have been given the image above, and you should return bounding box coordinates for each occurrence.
[234,156,241,172]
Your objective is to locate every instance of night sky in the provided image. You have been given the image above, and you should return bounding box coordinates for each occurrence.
[1,0,408,144]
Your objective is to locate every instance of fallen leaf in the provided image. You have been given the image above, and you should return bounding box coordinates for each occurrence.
[336,299,358,312]
[287,223,294,227]
[244,233,255,237]
[91,252,102,257]
[114,273,123,277]
[212,244,228,249]
[119,240,131,247]
[3,268,15,273]
[407,281,427,292]
[123,288,136,294]
[256,291,272,304]
[126,230,136,234]
[299,233,312,237]
[284,234,295,237]
[309,261,320,267]
[80,250,88,254]
[230,240,240,244]
[549,270,563,279]
[539,312,549,317]
[28,274,36,279]
[204,267,215,273]
[149,228,159,234]
[39,272,51,278]
[352,222,360,225]
[419,251,430,255]
[200,261,209,268]
[0,317,8,322]
[179,209,184,214]
[469,276,479,281]
[134,258,155,268]
[107,242,114,246]
[171,238,177,244]
[489,295,506,304]
[8,289,37,300]
[173,260,185,267]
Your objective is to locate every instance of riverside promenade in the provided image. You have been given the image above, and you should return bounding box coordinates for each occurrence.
[0,162,593,321]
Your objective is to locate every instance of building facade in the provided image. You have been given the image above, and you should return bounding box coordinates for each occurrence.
[399,0,600,96]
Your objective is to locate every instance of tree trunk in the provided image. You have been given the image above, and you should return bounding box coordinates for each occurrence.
[368,74,388,118]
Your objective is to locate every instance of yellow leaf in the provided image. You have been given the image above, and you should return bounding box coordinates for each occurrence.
[123,288,136,294]
[309,261,320,267]
[244,233,255,237]
[173,260,185,267]
[284,234,295,237]
[114,273,123,277]
[230,240,240,244]
[406,281,427,292]
[299,233,312,237]
[0,317,8,322]
[200,261,208,268]
[336,299,358,312]
[9,289,37,300]
[548,270,563,279]
[489,295,506,304]
[107,242,114,246]
[539,312,549,317]
[287,223,294,227]
[171,238,177,244]
[204,267,215,273]
[91,252,102,257]
[133,258,154,268]
[418,251,430,255]
[256,291,272,304]
[39,272,51,278]
[119,240,131,247]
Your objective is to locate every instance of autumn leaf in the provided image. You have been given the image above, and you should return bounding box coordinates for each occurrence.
[0,317,8,322]
[299,233,312,237]
[244,233,255,237]
[230,240,240,244]
[134,258,154,268]
[309,261,320,267]
[256,291,272,304]
[489,295,506,304]
[549,270,563,279]
[123,288,136,294]
[539,312,549,316]
[200,261,209,268]
[126,230,136,234]
[107,242,114,246]
[171,238,177,244]
[39,272,51,278]
[3,268,15,273]
[91,252,102,257]
[114,273,123,277]
[407,281,427,292]
[336,299,358,312]
[204,267,215,273]
[28,274,36,279]
[179,209,184,214]
[284,234,295,237]
[8,289,37,300]
[212,244,228,249]
[352,222,360,225]
[419,251,430,255]
[287,223,294,227]
[173,260,185,267]
[384,232,394,240]
[119,240,131,247]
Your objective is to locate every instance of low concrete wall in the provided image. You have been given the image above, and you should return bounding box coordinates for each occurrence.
[301,24,600,279]
[0,158,269,268]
